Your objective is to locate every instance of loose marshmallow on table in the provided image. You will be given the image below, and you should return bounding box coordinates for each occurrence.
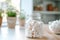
[49,20,60,33]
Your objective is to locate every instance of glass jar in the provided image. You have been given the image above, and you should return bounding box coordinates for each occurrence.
[25,19,44,38]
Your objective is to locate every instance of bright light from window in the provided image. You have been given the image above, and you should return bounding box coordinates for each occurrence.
[0,0,6,2]
[11,0,20,11]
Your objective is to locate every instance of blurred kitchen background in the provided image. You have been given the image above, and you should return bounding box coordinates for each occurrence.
[33,0,60,24]
[0,0,60,25]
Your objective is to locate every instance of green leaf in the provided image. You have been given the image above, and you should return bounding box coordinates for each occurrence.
[19,13,26,19]
[7,10,16,17]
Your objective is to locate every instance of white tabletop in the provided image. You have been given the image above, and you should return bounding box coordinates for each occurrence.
[0,25,25,40]
[0,24,60,40]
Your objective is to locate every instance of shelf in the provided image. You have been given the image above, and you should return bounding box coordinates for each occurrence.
[33,11,60,14]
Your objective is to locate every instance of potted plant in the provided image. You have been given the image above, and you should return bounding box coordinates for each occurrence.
[7,10,16,29]
[0,12,2,27]
[0,9,3,27]
[19,12,26,27]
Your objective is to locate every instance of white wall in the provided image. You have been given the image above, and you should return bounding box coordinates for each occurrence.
[21,0,33,20]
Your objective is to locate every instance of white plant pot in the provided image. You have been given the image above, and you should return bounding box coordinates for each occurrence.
[19,19,25,26]
[7,17,16,29]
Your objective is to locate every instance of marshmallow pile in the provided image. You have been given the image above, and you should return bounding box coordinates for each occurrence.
[25,20,44,38]
[49,20,60,33]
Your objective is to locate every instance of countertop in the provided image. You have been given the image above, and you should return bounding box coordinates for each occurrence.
[0,24,60,40]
